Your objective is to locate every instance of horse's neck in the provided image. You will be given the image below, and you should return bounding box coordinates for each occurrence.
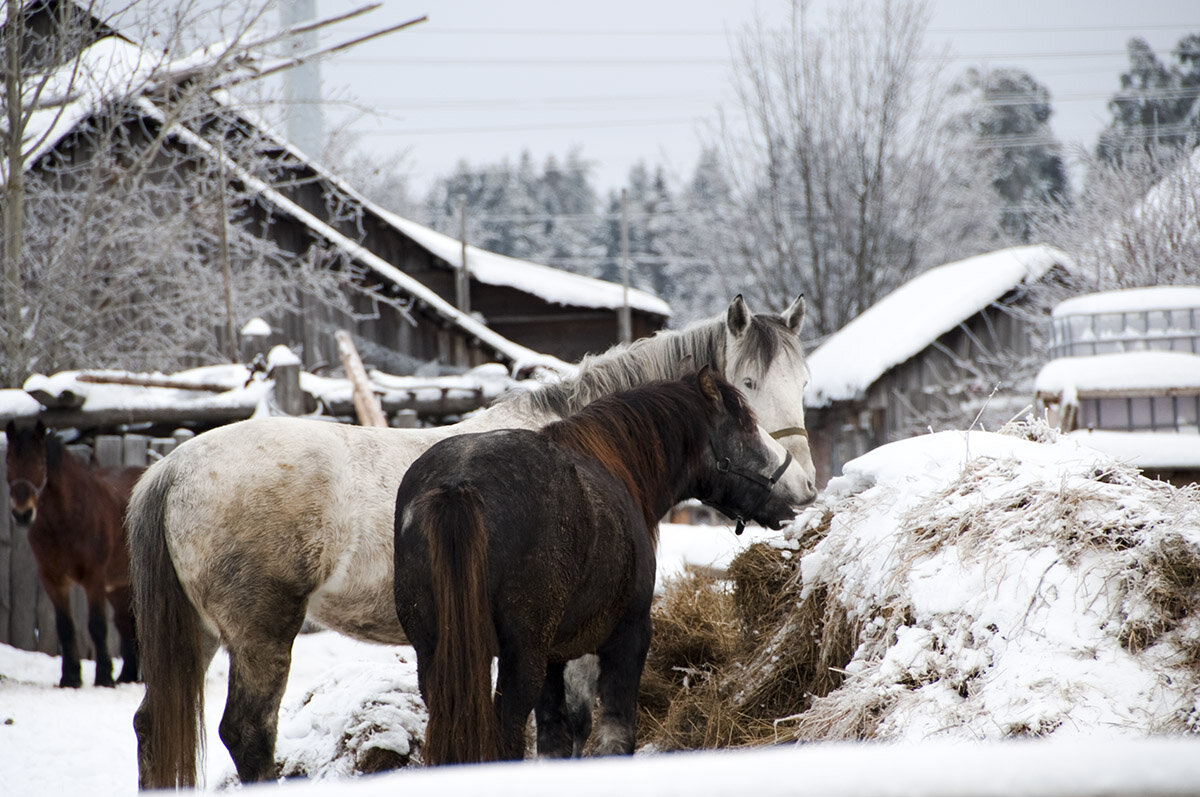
[518,321,726,418]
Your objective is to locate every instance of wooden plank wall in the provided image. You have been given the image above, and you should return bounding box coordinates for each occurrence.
[0,433,179,663]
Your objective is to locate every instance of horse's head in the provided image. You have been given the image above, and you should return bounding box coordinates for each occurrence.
[694,367,814,532]
[5,420,57,527]
[722,294,818,506]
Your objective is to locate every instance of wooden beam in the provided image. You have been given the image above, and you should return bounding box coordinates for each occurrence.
[335,330,388,427]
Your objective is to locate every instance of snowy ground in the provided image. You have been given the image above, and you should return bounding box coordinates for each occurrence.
[6,431,1200,795]
[0,522,775,795]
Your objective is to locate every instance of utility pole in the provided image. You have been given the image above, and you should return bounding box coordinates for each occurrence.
[457,198,471,315]
[619,187,631,344]
[280,0,324,160]
[215,138,237,362]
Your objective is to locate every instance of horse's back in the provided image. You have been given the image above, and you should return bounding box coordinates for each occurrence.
[144,416,423,643]
[395,429,652,660]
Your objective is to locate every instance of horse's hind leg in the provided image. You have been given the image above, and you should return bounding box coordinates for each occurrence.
[219,604,306,783]
[108,585,139,683]
[534,661,574,758]
[591,614,652,756]
[495,647,549,761]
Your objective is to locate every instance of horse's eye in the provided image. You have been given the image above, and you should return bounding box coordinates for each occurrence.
[742,378,755,390]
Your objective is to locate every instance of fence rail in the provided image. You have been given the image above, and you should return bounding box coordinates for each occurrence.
[0,433,181,661]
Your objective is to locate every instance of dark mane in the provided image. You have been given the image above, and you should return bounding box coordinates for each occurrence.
[542,373,756,529]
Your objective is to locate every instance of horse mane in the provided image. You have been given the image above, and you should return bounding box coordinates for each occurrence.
[542,372,756,530]
[508,310,801,419]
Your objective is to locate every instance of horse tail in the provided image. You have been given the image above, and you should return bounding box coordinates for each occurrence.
[417,481,499,765]
[128,457,208,789]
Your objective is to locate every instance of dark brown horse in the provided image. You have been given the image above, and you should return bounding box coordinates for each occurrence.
[393,369,809,765]
[5,421,143,687]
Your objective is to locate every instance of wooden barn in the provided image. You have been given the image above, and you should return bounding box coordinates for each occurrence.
[804,245,1075,487]
[9,0,670,377]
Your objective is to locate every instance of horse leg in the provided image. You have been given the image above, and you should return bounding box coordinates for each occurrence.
[82,578,116,687]
[534,661,574,758]
[108,585,139,683]
[494,647,548,761]
[219,607,305,784]
[563,654,599,756]
[42,579,83,688]
[591,614,652,756]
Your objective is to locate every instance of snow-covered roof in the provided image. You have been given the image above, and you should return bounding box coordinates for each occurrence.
[806,245,1073,407]
[1053,285,1200,318]
[11,28,669,335]
[209,94,671,318]
[378,210,671,317]
[1035,351,1200,397]
[141,99,569,375]
[1067,429,1200,469]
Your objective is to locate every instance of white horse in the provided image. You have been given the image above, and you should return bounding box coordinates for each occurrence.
[129,295,817,789]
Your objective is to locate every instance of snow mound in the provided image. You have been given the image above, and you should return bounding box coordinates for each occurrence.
[772,419,1200,742]
[271,653,427,779]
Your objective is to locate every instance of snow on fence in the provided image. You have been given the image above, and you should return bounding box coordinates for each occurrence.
[0,433,180,659]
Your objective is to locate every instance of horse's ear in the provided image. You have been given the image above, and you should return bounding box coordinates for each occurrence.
[5,420,15,442]
[726,295,751,338]
[34,419,45,440]
[697,364,722,409]
[783,294,806,334]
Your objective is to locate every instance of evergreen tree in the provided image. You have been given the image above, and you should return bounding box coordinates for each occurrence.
[1097,34,1200,164]
[950,67,1068,242]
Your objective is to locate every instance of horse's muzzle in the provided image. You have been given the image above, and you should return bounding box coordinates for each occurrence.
[11,506,34,526]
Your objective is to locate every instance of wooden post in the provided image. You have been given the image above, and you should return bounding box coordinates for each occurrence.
[0,440,10,647]
[335,330,388,427]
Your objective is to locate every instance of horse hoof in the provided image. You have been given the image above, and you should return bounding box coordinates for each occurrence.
[58,677,83,689]
[96,677,116,688]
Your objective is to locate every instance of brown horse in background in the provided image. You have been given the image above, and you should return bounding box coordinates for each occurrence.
[5,420,143,687]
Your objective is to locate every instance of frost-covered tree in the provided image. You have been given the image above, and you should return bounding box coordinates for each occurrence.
[422,149,601,274]
[1035,146,1200,291]
[949,67,1068,243]
[657,147,741,325]
[713,0,996,337]
[1097,34,1200,165]
[1,0,375,385]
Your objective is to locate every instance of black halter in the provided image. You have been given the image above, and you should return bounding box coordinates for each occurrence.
[707,442,794,536]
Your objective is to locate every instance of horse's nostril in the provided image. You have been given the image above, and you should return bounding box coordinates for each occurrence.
[12,507,34,526]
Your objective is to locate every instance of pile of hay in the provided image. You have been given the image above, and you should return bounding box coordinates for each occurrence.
[640,419,1200,749]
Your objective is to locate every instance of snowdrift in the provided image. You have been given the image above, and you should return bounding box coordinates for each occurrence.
[645,419,1200,747]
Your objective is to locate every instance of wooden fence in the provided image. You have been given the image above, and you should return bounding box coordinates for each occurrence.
[0,432,184,660]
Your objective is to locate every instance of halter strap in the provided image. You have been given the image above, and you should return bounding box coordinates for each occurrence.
[770,426,809,441]
[10,475,48,496]
[709,445,794,535]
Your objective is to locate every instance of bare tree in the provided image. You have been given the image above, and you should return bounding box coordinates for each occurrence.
[1,1,381,385]
[708,0,997,338]
[1034,144,1200,291]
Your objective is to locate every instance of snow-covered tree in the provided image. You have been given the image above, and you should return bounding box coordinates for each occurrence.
[949,67,1069,243]
[1097,34,1200,166]
[1034,146,1200,291]
[1,0,373,384]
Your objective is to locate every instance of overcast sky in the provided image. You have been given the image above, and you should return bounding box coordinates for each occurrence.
[299,0,1199,195]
